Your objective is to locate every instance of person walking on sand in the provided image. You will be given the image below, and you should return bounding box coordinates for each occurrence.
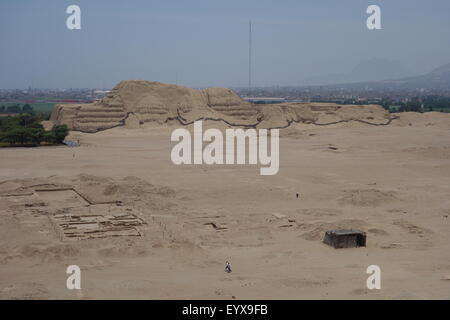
[225,261,232,273]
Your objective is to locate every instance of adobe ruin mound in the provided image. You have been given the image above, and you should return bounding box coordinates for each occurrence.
[50,80,394,133]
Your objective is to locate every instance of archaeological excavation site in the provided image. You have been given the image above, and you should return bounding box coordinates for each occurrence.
[3,0,450,310]
[1,80,450,300]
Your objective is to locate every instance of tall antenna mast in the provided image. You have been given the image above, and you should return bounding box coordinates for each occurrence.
[249,19,252,97]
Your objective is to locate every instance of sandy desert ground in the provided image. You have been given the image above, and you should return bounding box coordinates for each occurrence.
[1,113,450,299]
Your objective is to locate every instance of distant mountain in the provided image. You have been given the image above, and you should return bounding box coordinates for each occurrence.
[309,62,450,91]
[381,63,450,89]
[351,58,414,82]
[305,58,414,85]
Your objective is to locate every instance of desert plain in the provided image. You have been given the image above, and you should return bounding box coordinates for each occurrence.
[1,108,450,300]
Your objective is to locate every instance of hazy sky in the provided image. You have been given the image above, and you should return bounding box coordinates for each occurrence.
[1,0,450,89]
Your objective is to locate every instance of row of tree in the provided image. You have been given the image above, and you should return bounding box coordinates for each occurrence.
[0,104,34,114]
[380,96,450,113]
[0,114,69,146]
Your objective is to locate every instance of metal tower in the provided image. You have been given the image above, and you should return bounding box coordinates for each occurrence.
[249,20,252,97]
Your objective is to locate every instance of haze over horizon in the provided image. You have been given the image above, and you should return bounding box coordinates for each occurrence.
[1,0,450,89]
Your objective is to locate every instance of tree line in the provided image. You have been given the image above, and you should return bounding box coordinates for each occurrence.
[0,104,34,114]
[380,96,450,113]
[0,114,69,146]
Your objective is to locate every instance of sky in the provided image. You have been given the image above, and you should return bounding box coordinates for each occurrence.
[1,0,450,89]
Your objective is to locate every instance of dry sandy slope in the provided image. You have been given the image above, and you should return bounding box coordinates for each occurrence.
[0,114,450,299]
